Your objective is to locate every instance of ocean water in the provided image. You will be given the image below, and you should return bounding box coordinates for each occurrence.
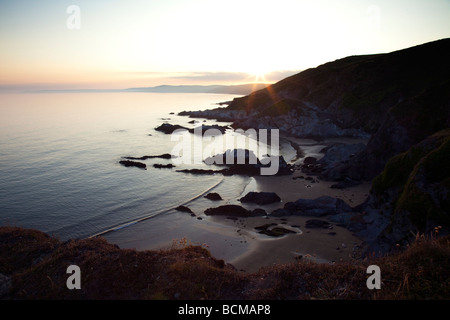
[0,92,297,242]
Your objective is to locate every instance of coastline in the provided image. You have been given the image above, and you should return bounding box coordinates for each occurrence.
[104,132,372,273]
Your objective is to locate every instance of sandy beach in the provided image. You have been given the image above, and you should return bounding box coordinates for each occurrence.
[104,136,372,273]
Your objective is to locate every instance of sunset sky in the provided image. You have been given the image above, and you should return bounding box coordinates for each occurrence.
[1,0,450,91]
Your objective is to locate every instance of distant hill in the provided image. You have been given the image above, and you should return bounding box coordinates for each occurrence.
[34,83,269,95]
[125,83,269,95]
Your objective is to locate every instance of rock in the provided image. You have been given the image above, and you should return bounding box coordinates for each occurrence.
[254,223,277,231]
[119,160,147,169]
[303,156,317,165]
[251,208,267,216]
[305,219,332,229]
[239,192,281,205]
[175,205,193,213]
[204,149,293,176]
[153,164,175,169]
[256,225,297,237]
[204,192,222,201]
[177,168,222,175]
[188,124,230,135]
[271,196,352,217]
[155,123,189,134]
[124,153,173,160]
[358,129,450,256]
[318,143,367,180]
[204,205,266,217]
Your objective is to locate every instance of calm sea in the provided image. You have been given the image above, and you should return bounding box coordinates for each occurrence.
[0,92,298,246]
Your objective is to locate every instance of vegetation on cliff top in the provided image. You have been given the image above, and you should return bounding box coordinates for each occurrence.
[371,129,450,232]
[1,227,449,300]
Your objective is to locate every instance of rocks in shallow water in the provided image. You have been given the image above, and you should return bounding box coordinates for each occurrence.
[153,163,175,169]
[271,196,352,217]
[239,192,281,205]
[175,205,193,214]
[124,153,173,160]
[119,160,147,169]
[155,123,189,134]
[204,205,266,217]
[204,192,222,201]
[177,168,221,175]
[155,122,230,135]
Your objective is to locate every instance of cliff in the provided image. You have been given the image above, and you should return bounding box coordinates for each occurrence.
[179,38,450,258]
[182,38,450,181]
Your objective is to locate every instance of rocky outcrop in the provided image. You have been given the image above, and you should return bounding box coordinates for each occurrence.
[271,196,352,217]
[254,224,297,237]
[204,205,267,217]
[189,124,230,135]
[239,192,281,205]
[155,123,230,135]
[316,143,366,181]
[365,129,450,254]
[204,149,293,176]
[155,123,189,134]
[175,205,194,214]
[328,129,450,256]
[178,149,292,177]
[204,193,222,201]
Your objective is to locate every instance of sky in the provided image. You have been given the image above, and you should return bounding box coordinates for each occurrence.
[1,0,450,91]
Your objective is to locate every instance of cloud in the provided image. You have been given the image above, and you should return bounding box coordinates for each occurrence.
[130,70,302,83]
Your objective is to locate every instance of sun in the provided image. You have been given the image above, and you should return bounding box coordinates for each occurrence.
[249,70,268,83]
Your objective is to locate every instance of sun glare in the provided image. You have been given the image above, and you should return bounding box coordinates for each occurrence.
[250,71,268,84]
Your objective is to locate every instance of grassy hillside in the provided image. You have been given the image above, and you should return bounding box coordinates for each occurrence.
[372,129,450,233]
[1,227,449,300]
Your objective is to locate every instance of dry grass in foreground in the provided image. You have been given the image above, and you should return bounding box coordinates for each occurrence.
[0,227,448,300]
